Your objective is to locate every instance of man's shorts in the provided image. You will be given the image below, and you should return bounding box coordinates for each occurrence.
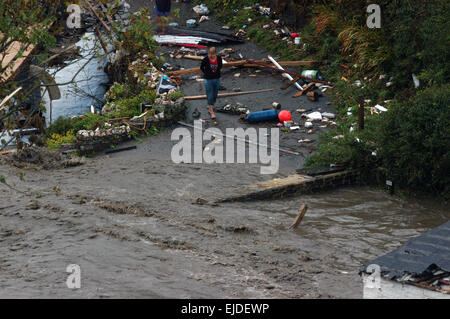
[154,6,170,17]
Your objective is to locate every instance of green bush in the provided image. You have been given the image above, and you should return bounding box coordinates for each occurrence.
[45,117,74,138]
[46,130,75,150]
[377,85,450,198]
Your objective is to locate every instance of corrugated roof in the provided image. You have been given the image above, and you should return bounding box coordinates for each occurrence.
[361,221,450,279]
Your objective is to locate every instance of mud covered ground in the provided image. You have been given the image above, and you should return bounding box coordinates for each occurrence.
[0,1,448,299]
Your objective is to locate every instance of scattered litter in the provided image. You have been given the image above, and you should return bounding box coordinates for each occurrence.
[305,122,313,128]
[306,112,322,121]
[301,70,323,81]
[321,112,335,119]
[217,103,249,115]
[199,16,209,23]
[374,104,388,112]
[186,19,197,28]
[193,4,209,15]
[412,74,420,88]
[244,109,279,123]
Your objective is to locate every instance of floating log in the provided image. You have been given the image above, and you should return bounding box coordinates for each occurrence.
[184,89,274,100]
[290,204,308,229]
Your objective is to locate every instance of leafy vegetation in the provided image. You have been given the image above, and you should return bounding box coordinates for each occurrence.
[46,130,75,150]
[199,0,450,199]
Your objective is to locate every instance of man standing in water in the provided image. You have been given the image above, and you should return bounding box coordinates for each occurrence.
[154,0,171,33]
[200,47,223,120]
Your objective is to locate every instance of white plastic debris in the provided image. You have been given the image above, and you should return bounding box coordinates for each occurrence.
[305,122,313,128]
[199,16,209,23]
[412,74,420,88]
[321,112,335,119]
[193,5,209,15]
[306,112,322,121]
[374,104,387,112]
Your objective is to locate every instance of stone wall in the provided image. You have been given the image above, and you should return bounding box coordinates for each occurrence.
[218,170,360,202]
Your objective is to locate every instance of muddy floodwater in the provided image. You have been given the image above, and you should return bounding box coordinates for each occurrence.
[0,1,448,299]
[0,131,448,299]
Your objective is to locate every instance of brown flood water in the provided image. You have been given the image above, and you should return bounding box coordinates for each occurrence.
[0,131,448,299]
[0,0,447,299]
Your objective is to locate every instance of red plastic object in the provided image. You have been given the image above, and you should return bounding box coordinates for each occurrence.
[290,33,298,39]
[278,110,292,122]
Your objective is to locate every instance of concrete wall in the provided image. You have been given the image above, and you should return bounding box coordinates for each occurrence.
[362,275,450,299]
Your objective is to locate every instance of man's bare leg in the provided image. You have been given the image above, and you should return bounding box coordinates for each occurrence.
[209,105,216,120]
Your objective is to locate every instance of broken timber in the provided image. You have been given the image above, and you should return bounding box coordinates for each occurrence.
[281,77,301,90]
[184,89,273,100]
[293,82,315,97]
[168,60,328,82]
[84,0,111,33]
[290,204,308,229]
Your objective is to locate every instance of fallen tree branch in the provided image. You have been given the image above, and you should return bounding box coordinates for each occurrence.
[83,0,111,33]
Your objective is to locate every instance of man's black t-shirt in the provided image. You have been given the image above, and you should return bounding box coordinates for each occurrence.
[155,0,171,12]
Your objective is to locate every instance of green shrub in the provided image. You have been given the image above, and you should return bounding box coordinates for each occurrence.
[46,130,75,150]
[377,85,450,198]
[45,117,74,138]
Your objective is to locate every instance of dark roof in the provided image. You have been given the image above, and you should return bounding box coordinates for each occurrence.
[361,221,450,279]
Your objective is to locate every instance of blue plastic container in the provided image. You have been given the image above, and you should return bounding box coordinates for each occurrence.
[244,110,279,123]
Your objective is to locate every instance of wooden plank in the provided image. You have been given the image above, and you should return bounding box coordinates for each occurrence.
[184,89,273,100]
[0,149,14,155]
[292,82,315,98]
[248,59,331,85]
[290,204,308,229]
[262,59,323,66]
[281,77,301,90]
[169,60,248,76]
[169,59,331,85]
[0,87,22,110]
[168,60,309,76]
[182,55,204,61]
[0,42,35,81]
